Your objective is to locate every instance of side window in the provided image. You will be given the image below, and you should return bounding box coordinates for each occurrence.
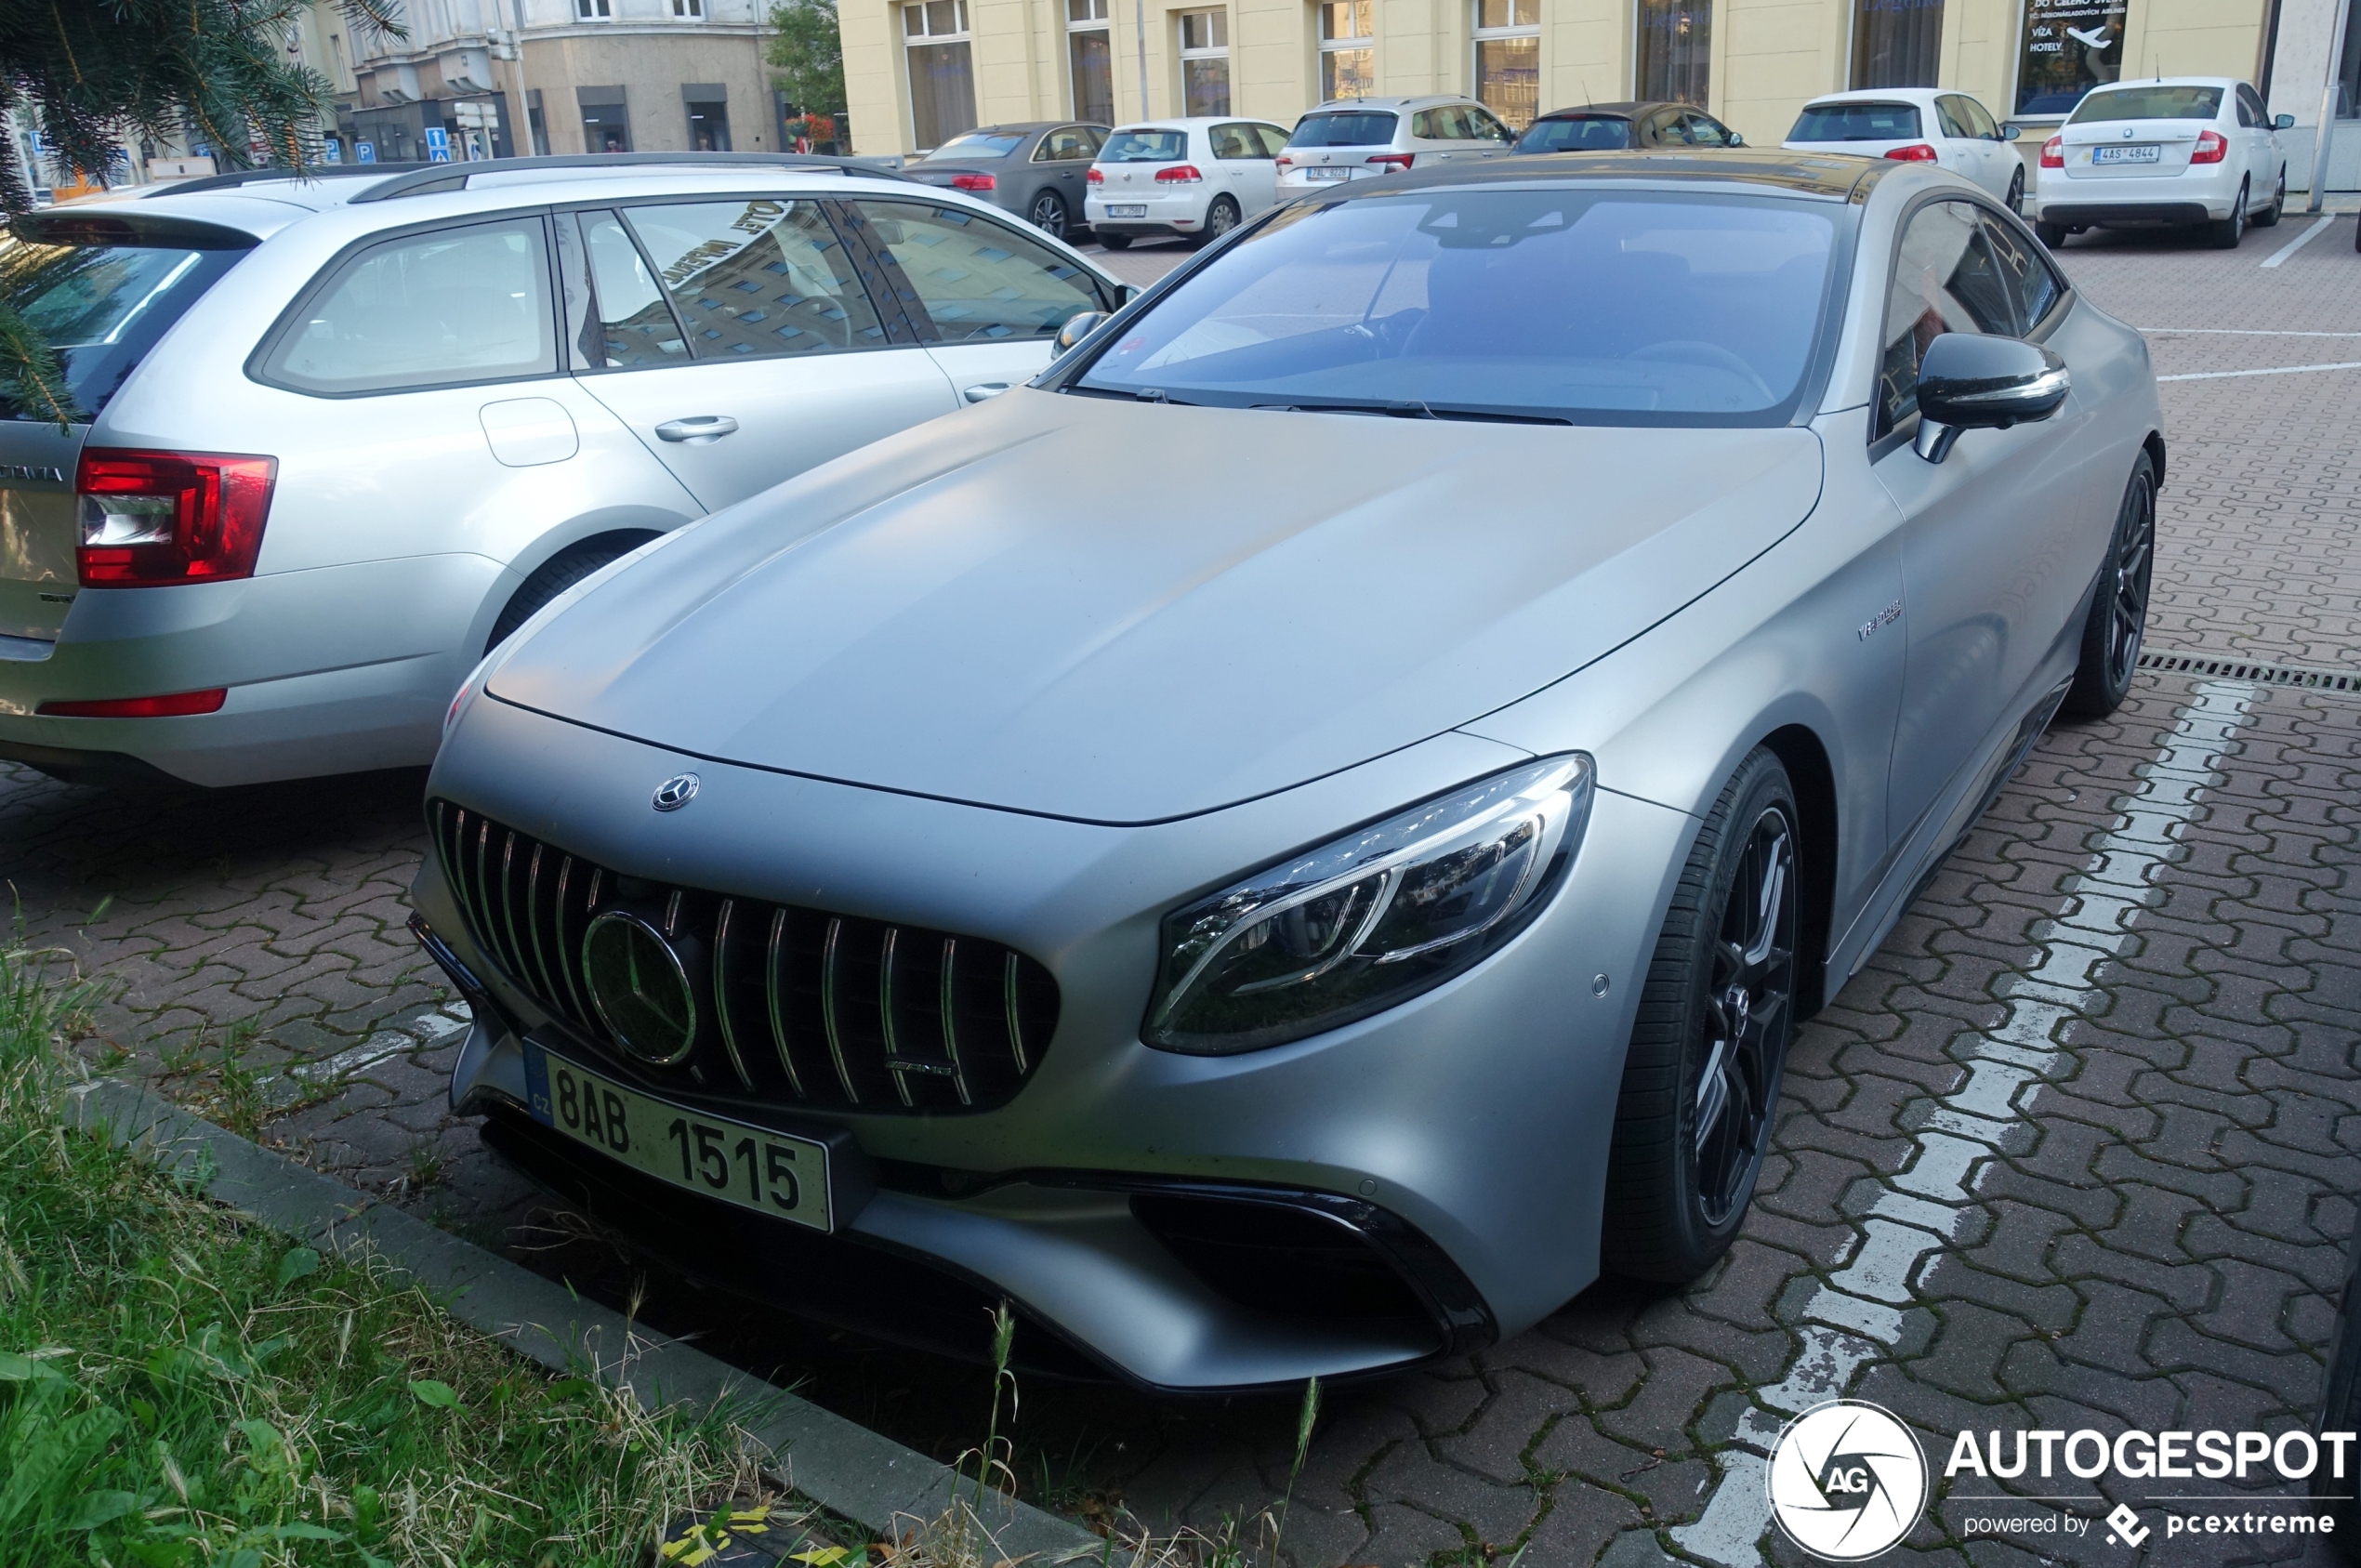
[1979,211,2064,334]
[1469,107,1511,143]
[2236,86,2264,127]
[261,218,556,394]
[1682,112,1730,147]
[581,211,686,365]
[1958,98,1998,138]
[1877,200,2019,437]
[1932,97,1970,139]
[624,198,889,360]
[1210,123,1258,160]
[1656,113,1695,146]
[1409,110,1438,138]
[1035,126,1096,161]
[1255,124,1292,156]
[850,200,1105,341]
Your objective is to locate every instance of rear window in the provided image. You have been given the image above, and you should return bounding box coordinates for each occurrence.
[2068,85,2223,124]
[1286,112,1401,148]
[1517,116,1633,152]
[1788,101,1920,141]
[923,129,1027,160]
[1101,129,1189,162]
[0,219,249,421]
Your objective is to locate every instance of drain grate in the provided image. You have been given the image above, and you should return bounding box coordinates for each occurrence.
[2137,649,2361,692]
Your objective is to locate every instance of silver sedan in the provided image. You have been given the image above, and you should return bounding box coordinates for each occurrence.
[414,150,2161,1390]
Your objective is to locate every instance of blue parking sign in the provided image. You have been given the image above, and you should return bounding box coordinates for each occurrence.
[356,141,376,163]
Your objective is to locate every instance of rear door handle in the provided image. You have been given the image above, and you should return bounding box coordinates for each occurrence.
[963,383,1011,402]
[654,415,739,443]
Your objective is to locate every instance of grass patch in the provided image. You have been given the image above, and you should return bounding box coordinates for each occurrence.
[0,948,776,1568]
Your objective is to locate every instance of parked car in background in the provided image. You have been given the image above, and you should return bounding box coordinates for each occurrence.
[0,153,1124,788]
[1514,101,1742,153]
[1274,96,1513,195]
[1785,88,2025,209]
[1084,118,1293,248]
[2034,77,2290,249]
[420,149,2163,1391]
[900,122,1110,243]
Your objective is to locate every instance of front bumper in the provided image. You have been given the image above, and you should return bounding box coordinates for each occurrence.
[416,694,1693,1389]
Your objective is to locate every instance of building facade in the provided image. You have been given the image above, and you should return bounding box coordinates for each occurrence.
[844,0,2361,192]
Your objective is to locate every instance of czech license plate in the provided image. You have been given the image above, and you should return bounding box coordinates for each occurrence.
[2092,144,2162,165]
[1305,166,1352,181]
[1105,204,1148,217]
[522,1041,834,1232]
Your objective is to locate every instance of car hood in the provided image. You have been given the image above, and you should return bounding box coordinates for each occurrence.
[487,390,1824,824]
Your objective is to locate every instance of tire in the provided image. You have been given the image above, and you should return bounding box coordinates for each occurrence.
[1028,190,1068,240]
[2252,167,2287,228]
[1196,195,1241,248]
[2208,181,2248,248]
[2060,453,2157,720]
[2035,218,2068,249]
[487,535,648,652]
[1098,232,1132,250]
[1603,747,1801,1284]
[2005,165,2025,216]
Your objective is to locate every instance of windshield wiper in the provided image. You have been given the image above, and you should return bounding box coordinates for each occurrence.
[1251,399,1572,426]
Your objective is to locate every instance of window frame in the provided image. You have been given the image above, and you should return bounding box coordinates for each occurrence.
[574,0,613,18]
[835,195,1120,344]
[1177,8,1233,117]
[247,211,568,401]
[1471,0,1541,132]
[1066,0,1115,123]
[905,0,981,151]
[1317,0,1377,102]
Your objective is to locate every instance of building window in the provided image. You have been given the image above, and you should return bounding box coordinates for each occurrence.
[686,87,732,149]
[1319,0,1375,100]
[1069,0,1115,124]
[580,90,631,152]
[1179,10,1231,116]
[1852,0,1942,88]
[574,0,612,18]
[673,0,705,12]
[1636,0,1710,108]
[2013,0,2123,115]
[528,95,550,156]
[906,0,979,151]
[1473,0,1539,130]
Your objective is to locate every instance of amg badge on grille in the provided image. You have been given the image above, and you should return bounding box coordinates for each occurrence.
[652,772,701,811]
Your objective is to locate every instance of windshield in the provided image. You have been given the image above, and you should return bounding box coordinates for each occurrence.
[1073,190,1837,425]
[1516,116,1633,152]
[2068,86,2223,123]
[1287,112,1401,148]
[924,129,1026,160]
[1101,129,1189,162]
[1789,102,1920,140]
[0,231,246,419]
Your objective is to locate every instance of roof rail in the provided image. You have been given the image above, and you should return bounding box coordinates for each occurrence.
[347,152,909,203]
[140,163,437,198]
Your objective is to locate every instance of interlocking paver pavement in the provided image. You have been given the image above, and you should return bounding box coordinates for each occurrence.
[2,220,2355,1565]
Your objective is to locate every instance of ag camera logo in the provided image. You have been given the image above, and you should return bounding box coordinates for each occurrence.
[1768,1399,1929,1561]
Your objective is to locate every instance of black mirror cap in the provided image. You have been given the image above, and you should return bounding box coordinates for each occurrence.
[1916,332,2070,430]
[1054,310,1112,355]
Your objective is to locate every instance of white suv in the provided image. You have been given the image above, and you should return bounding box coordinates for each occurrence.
[2034,77,2291,249]
[1274,97,1512,194]
[0,154,1123,787]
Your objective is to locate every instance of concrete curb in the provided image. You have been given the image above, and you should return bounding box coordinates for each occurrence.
[64,1077,1098,1564]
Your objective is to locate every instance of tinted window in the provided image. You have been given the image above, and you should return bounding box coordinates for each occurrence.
[1682,112,1731,146]
[852,200,1103,341]
[262,218,554,395]
[2068,85,2223,123]
[1075,190,1836,424]
[1790,101,1921,140]
[1958,97,2000,138]
[1933,97,1972,138]
[1253,124,1292,157]
[581,212,684,365]
[1210,123,1264,160]
[1877,200,2017,437]
[1,227,245,417]
[625,199,887,360]
[1516,115,1633,152]
[1287,112,1400,147]
[1980,212,2063,333]
[1101,128,1189,161]
[1034,125,1100,160]
[1469,107,1512,142]
[925,129,1027,159]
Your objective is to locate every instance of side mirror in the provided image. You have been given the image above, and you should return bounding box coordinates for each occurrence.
[1913,333,2069,463]
[1054,310,1111,356]
[1728,131,1746,147]
[1120,283,1143,303]
[2275,113,2297,130]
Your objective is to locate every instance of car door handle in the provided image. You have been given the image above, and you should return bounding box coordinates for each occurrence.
[654,415,739,443]
[963,383,1011,402]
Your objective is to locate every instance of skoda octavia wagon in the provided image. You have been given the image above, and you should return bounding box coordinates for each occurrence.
[417,151,2164,1390]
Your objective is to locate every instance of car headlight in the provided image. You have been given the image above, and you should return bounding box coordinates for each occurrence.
[1144,755,1593,1055]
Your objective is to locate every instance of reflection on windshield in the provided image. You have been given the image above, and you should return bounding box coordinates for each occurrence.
[1075,191,1837,425]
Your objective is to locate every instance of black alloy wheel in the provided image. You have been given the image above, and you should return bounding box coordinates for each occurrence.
[2063,453,2157,718]
[1030,190,1068,239]
[2006,165,2025,216]
[1603,748,1800,1283]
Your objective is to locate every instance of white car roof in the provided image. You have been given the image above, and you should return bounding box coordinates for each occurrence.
[1105,116,1283,133]
[1304,96,1485,112]
[1800,87,1970,110]
[2078,75,2248,91]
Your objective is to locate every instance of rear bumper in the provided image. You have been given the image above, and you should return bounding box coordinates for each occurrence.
[2038,200,2217,228]
[2038,164,2242,224]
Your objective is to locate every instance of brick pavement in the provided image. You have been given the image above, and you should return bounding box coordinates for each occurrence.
[0,220,2355,1566]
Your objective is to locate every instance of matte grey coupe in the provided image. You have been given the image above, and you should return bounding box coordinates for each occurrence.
[414,151,2162,1390]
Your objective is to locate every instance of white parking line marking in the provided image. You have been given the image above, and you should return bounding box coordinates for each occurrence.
[2156,360,2361,382]
[1670,681,2258,1566]
[2260,215,2338,268]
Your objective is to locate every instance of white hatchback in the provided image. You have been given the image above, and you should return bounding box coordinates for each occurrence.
[2033,77,2290,249]
[1784,88,2025,209]
[1085,117,1293,248]
[1273,97,1513,195]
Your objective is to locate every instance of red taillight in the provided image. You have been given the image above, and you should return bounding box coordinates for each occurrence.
[38,689,227,718]
[75,450,275,588]
[949,171,997,191]
[1087,166,1104,184]
[1366,152,1415,170]
[1274,154,1293,168]
[1154,164,1204,183]
[2191,129,2227,164]
[1883,142,1940,163]
[2040,135,2064,168]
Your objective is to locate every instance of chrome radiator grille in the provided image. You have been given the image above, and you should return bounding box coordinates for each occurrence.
[429,800,1060,1113]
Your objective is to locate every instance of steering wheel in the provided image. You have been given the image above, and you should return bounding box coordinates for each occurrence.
[1628,340,1774,403]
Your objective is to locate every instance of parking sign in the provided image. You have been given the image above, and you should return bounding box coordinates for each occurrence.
[426,126,451,163]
